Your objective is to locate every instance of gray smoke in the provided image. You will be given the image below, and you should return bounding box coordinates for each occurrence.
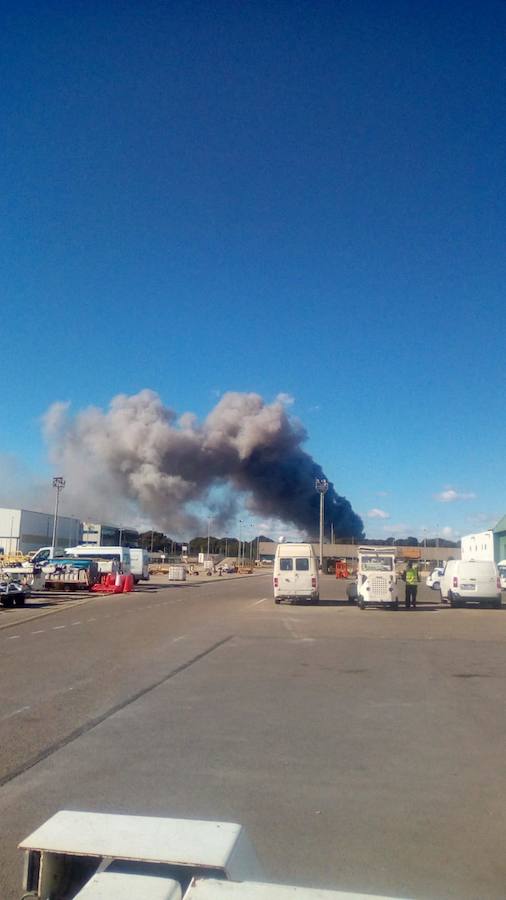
[42,390,364,539]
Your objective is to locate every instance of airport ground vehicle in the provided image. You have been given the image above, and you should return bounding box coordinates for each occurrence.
[0,574,27,607]
[129,547,150,582]
[273,542,319,604]
[43,557,100,591]
[65,545,132,575]
[440,559,501,608]
[347,547,398,610]
[426,567,444,590]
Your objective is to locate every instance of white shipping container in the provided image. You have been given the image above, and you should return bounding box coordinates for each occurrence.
[169,565,186,581]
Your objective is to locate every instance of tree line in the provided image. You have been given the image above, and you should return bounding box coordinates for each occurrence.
[139,531,274,556]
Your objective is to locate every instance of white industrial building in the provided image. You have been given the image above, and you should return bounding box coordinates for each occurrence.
[461,530,494,561]
[0,507,82,555]
[461,518,506,564]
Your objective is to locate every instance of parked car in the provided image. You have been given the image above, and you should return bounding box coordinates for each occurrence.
[440,559,501,608]
[426,567,444,590]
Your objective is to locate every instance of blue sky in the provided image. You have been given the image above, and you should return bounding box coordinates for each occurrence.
[2,0,505,540]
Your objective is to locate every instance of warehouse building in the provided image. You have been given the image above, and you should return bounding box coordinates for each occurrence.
[81,522,140,547]
[0,507,82,555]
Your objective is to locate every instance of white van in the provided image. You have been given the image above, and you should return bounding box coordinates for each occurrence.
[25,547,66,567]
[65,545,132,576]
[129,548,150,583]
[440,559,501,608]
[273,543,319,605]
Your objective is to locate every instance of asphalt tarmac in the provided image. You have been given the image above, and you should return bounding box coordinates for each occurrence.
[1,574,506,899]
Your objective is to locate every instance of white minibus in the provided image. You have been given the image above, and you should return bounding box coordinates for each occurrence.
[273,542,319,605]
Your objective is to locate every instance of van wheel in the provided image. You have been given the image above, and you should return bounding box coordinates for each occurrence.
[440,591,447,604]
[359,598,366,610]
[275,597,281,604]
[391,600,399,610]
[14,594,26,607]
[2,596,15,608]
[313,595,319,605]
[432,581,440,591]
[449,593,462,608]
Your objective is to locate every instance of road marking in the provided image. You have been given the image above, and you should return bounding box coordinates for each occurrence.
[71,621,81,626]
[87,617,97,622]
[0,634,234,790]
[7,634,20,640]
[53,625,66,630]
[32,629,45,634]
[172,635,186,642]
[1,705,31,722]
[250,598,266,606]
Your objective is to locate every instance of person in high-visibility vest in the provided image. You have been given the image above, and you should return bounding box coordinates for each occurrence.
[403,561,420,609]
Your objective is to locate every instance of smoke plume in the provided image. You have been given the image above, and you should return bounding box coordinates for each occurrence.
[42,390,364,539]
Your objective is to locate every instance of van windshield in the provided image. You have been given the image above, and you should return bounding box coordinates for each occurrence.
[361,556,393,572]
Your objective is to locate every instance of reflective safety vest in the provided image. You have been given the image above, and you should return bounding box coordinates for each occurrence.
[406,567,418,585]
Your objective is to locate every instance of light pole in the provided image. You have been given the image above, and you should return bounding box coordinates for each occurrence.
[207,517,212,560]
[238,519,243,564]
[51,477,65,556]
[315,478,329,571]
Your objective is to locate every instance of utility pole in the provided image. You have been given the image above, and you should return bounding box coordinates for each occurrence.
[315,479,329,571]
[207,517,212,560]
[51,477,65,556]
[238,520,242,564]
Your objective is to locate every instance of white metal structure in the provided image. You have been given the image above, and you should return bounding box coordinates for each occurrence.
[75,871,182,899]
[352,547,398,610]
[19,811,412,900]
[273,542,319,604]
[19,811,263,898]
[186,880,412,900]
[66,545,132,575]
[440,559,501,608]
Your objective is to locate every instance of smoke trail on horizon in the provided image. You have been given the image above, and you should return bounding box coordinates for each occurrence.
[41,390,364,539]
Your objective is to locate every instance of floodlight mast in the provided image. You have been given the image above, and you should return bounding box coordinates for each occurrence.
[315,478,329,570]
[51,476,66,556]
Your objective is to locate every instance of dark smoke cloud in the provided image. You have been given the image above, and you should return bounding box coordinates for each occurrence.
[41,390,364,539]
